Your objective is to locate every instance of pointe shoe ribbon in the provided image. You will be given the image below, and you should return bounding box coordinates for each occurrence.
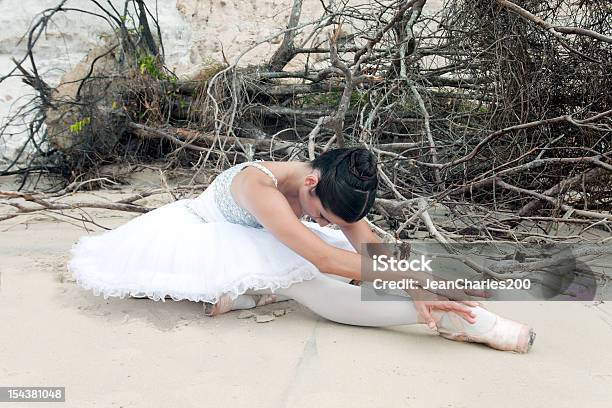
[431,307,536,353]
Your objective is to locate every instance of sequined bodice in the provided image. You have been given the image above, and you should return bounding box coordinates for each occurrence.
[212,161,278,228]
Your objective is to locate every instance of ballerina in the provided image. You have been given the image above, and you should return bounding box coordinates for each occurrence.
[69,147,536,353]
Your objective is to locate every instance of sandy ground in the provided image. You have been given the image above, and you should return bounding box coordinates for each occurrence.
[1,179,612,408]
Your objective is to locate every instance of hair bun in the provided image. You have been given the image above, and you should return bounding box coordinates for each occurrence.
[311,147,379,222]
[348,148,377,181]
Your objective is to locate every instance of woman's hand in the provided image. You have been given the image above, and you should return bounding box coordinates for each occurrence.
[404,287,484,330]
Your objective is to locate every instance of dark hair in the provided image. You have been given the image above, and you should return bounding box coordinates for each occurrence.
[310,147,378,223]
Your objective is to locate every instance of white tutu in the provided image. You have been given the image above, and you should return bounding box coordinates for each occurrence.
[68,179,356,303]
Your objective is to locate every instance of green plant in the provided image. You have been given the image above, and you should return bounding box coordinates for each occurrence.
[350,90,367,106]
[68,117,91,134]
[138,54,178,83]
[478,105,490,113]
[301,90,367,108]
[138,54,159,77]
[301,91,341,106]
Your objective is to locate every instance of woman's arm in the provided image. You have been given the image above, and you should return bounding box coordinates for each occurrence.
[339,218,382,254]
[237,179,435,283]
[236,177,485,301]
[236,180,438,286]
[235,180,364,281]
[339,217,489,303]
[236,179,479,326]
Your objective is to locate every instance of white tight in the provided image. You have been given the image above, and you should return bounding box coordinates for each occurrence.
[225,274,505,340]
[241,273,421,327]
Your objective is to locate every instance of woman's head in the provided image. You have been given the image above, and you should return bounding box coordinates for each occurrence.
[298,147,378,226]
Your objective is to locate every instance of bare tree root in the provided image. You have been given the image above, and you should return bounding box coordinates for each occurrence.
[0,0,610,249]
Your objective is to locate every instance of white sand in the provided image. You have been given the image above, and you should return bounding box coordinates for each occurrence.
[1,181,612,407]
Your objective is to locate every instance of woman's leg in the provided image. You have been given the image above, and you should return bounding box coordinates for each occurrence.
[274,273,421,327]
[241,274,534,352]
[241,275,419,326]
[243,290,292,303]
[241,274,419,326]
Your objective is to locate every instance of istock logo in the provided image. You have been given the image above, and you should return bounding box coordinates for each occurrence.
[361,242,607,302]
[372,254,433,272]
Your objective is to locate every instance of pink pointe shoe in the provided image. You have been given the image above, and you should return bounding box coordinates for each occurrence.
[431,306,536,353]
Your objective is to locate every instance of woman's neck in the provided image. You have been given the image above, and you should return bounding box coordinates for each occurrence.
[275,161,312,199]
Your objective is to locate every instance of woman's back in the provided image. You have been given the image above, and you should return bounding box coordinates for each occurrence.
[187,161,278,228]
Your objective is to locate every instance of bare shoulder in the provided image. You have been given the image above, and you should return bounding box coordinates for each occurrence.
[229,163,297,228]
[230,164,278,207]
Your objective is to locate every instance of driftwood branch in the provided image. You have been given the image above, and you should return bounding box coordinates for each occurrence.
[268,0,304,71]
